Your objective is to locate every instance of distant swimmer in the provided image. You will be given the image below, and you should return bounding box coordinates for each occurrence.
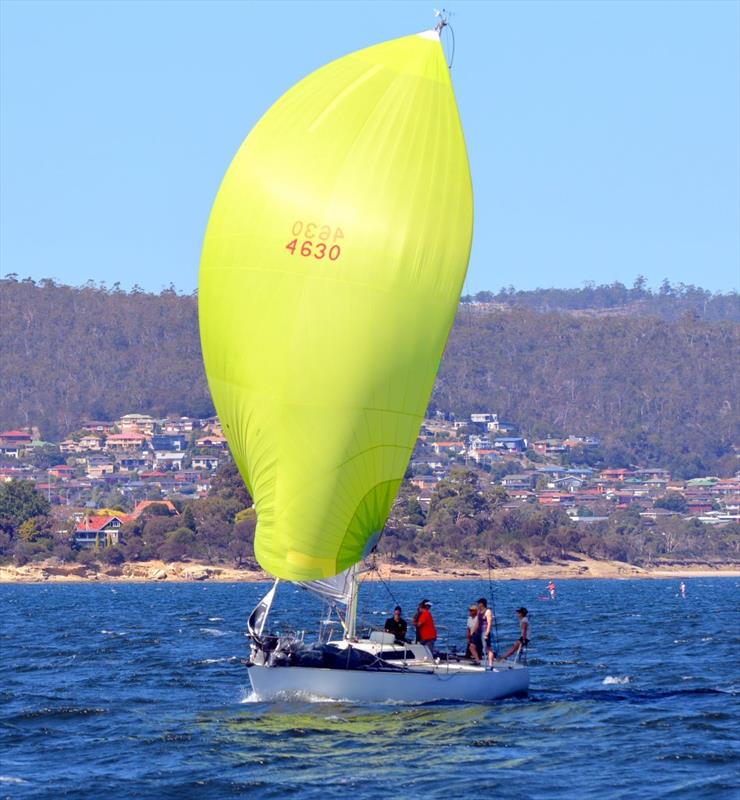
[548,580,557,600]
[680,581,686,599]
[502,607,530,661]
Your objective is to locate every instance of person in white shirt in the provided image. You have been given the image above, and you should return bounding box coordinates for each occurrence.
[503,607,530,660]
[466,605,482,663]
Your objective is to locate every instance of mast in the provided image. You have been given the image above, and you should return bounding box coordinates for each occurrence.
[344,564,360,640]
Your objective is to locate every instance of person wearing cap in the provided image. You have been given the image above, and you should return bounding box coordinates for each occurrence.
[503,607,530,660]
[384,606,408,643]
[466,604,482,664]
[414,599,437,652]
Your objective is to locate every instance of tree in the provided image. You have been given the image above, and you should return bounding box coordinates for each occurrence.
[0,480,51,536]
[655,492,688,513]
[209,461,252,507]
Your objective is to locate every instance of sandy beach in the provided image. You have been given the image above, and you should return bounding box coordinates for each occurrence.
[0,556,737,584]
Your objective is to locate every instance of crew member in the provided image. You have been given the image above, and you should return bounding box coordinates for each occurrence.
[466,605,482,663]
[503,607,530,660]
[415,599,437,653]
[478,597,495,667]
[384,606,408,643]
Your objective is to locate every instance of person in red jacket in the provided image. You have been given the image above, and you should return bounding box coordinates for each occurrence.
[414,599,437,652]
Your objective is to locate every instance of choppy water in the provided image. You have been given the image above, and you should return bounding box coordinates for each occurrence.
[1,578,738,799]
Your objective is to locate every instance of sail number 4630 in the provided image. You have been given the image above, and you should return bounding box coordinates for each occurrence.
[285,221,343,261]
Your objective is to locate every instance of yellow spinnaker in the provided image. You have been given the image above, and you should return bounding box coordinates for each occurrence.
[199,31,473,580]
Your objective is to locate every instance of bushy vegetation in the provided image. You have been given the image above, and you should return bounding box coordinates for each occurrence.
[1,467,737,569]
[381,469,739,568]
[436,306,738,478]
[462,277,739,322]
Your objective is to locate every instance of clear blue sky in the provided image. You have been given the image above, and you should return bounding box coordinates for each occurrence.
[1,0,738,295]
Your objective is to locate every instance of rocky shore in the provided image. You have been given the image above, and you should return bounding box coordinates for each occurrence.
[0,555,738,584]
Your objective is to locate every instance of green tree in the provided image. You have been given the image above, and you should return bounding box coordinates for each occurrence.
[655,492,688,513]
[0,480,51,536]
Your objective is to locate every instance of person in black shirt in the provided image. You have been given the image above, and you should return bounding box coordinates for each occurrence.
[384,606,407,642]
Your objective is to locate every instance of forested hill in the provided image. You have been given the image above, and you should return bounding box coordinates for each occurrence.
[1,277,738,476]
[462,280,739,322]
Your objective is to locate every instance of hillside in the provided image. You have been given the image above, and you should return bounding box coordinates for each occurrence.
[1,277,738,477]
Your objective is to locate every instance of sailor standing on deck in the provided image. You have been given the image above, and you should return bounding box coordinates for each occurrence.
[503,607,530,660]
[414,599,437,653]
[477,597,495,667]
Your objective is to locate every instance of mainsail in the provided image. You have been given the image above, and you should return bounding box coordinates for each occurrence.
[199,30,473,581]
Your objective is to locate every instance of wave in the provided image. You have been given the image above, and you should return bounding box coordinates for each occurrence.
[4,707,109,723]
[199,627,232,637]
[603,675,630,685]
[0,776,28,785]
[531,687,736,704]
[208,617,224,622]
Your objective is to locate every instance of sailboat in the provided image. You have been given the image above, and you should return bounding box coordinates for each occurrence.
[199,18,529,703]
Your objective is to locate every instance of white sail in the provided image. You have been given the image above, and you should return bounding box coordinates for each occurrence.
[247,579,279,638]
[295,568,355,606]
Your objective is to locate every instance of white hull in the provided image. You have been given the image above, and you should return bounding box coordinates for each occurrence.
[248,661,529,704]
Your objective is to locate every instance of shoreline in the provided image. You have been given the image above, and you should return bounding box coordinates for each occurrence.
[0,556,738,584]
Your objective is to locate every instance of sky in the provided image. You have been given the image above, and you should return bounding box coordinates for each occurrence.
[1,0,738,295]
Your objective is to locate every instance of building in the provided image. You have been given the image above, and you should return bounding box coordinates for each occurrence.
[116,414,157,436]
[73,514,129,549]
[500,473,537,490]
[493,437,527,452]
[410,475,439,491]
[191,455,219,471]
[0,430,33,458]
[132,499,178,518]
[151,434,188,452]
[105,433,148,451]
[162,417,197,434]
[78,435,104,451]
[470,413,500,430]
[533,439,566,455]
[154,452,186,470]
[431,441,465,455]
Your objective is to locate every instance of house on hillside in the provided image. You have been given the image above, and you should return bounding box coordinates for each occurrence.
[116,414,158,436]
[470,413,500,431]
[78,435,104,451]
[73,515,129,549]
[162,417,197,434]
[493,437,527,452]
[81,420,115,434]
[151,434,188,452]
[533,439,566,455]
[195,434,228,449]
[500,473,537,490]
[85,458,115,479]
[468,448,500,466]
[0,430,33,458]
[410,475,439,491]
[153,452,186,471]
[192,455,219,471]
[132,499,178,518]
[431,440,465,456]
[49,464,76,480]
[105,433,148,451]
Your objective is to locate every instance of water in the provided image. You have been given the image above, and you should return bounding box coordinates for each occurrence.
[1,578,738,799]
